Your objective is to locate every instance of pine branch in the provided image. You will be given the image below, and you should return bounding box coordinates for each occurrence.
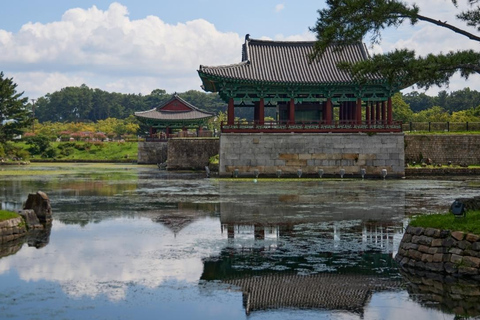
[415,14,480,42]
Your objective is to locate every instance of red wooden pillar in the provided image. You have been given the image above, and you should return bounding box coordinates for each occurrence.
[339,103,343,123]
[381,101,386,124]
[149,127,153,138]
[259,98,265,125]
[366,102,370,124]
[387,97,393,124]
[370,102,376,123]
[376,102,381,122]
[326,98,332,125]
[289,98,295,124]
[227,98,235,125]
[356,98,362,124]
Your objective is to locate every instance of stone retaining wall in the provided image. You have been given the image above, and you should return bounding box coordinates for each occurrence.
[405,135,480,165]
[220,133,405,177]
[0,217,26,244]
[137,141,168,164]
[167,138,220,170]
[395,225,480,278]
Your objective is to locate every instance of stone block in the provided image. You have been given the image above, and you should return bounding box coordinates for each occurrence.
[450,254,463,264]
[458,240,471,250]
[298,154,311,160]
[444,262,458,274]
[279,153,298,160]
[409,249,423,260]
[402,233,412,242]
[418,245,431,253]
[425,262,444,272]
[421,253,433,263]
[466,234,480,242]
[458,267,478,276]
[431,238,443,247]
[451,231,465,241]
[442,237,456,248]
[412,235,433,246]
[472,242,480,251]
[424,228,440,237]
[463,256,480,268]
[449,248,463,255]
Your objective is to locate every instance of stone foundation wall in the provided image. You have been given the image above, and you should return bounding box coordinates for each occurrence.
[167,138,220,170]
[0,217,26,244]
[137,141,168,164]
[395,225,480,278]
[219,133,405,177]
[405,135,480,165]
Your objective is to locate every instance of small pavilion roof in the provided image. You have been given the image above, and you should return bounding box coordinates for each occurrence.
[198,35,382,90]
[135,93,214,121]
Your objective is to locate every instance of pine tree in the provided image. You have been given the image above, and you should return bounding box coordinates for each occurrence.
[0,72,32,143]
[311,0,480,89]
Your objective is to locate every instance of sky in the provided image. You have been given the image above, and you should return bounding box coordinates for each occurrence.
[1,0,479,100]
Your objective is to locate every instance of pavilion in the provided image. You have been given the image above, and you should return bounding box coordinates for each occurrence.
[198,34,403,133]
[135,93,215,139]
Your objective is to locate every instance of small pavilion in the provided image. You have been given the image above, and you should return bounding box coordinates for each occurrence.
[135,93,215,139]
[198,35,403,133]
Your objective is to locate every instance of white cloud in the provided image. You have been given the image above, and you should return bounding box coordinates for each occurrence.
[275,4,285,13]
[0,2,243,98]
[0,217,226,301]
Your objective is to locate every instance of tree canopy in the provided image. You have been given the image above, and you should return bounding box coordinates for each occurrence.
[311,0,480,89]
[0,72,32,143]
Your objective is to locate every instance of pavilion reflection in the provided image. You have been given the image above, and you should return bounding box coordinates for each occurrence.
[201,189,407,315]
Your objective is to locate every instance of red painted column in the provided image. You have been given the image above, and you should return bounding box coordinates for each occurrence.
[289,98,295,124]
[365,102,370,124]
[376,102,381,122]
[227,98,235,125]
[356,98,362,124]
[339,103,343,123]
[381,101,386,124]
[387,97,393,125]
[326,98,332,125]
[259,98,265,125]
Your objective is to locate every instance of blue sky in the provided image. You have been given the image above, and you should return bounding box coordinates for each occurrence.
[1,0,478,99]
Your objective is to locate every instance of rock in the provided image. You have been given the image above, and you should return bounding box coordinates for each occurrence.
[24,191,52,224]
[451,231,465,241]
[18,209,42,230]
[466,234,480,243]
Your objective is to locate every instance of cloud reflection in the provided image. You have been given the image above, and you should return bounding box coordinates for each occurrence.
[0,217,226,301]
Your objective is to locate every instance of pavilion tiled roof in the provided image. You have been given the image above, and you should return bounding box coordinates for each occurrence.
[198,37,382,86]
[134,94,214,121]
[225,273,401,314]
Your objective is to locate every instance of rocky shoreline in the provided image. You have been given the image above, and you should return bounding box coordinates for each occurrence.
[395,225,480,279]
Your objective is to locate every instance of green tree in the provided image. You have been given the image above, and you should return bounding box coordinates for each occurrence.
[391,93,414,122]
[311,0,480,89]
[0,72,32,143]
[412,106,451,122]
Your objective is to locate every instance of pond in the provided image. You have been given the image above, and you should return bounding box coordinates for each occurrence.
[0,163,479,320]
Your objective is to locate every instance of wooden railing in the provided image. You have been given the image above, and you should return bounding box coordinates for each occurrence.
[221,120,403,133]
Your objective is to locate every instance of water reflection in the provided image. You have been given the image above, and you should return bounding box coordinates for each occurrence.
[400,268,480,318]
[0,165,480,319]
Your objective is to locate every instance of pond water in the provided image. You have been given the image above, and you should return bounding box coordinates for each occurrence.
[0,164,480,320]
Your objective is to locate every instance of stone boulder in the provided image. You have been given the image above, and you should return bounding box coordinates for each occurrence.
[24,191,52,224]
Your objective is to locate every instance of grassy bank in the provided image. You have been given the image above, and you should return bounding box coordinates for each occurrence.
[14,141,138,162]
[410,210,480,234]
[0,210,20,222]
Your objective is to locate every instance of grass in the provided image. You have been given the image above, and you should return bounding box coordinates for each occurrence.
[14,141,138,162]
[0,210,20,222]
[410,210,480,234]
